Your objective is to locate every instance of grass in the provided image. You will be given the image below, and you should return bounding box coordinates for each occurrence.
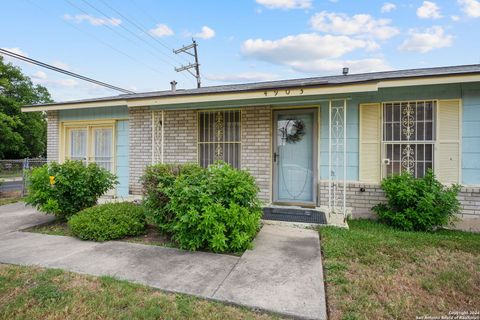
[26,220,177,248]
[24,220,73,237]
[0,197,24,206]
[0,264,278,320]
[320,219,480,320]
[0,171,23,179]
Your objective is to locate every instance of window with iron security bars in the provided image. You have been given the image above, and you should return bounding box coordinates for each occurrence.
[382,101,436,178]
[198,110,241,168]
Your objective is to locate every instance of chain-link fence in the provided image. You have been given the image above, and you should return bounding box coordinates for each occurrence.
[0,158,47,198]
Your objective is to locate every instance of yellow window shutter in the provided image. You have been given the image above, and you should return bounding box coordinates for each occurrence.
[437,99,461,184]
[359,103,381,182]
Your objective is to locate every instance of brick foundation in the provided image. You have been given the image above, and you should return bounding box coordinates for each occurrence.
[318,181,386,218]
[318,181,480,225]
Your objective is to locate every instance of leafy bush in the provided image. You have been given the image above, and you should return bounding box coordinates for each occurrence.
[68,202,146,241]
[372,170,461,231]
[141,163,203,230]
[142,162,262,253]
[26,160,117,219]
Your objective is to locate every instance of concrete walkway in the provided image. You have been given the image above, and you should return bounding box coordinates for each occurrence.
[0,203,327,320]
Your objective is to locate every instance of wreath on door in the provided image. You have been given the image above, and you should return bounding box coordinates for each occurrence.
[280,119,306,144]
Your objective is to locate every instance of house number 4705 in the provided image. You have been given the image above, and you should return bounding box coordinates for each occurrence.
[263,89,304,96]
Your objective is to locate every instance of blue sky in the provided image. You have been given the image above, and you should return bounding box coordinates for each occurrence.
[1,0,480,101]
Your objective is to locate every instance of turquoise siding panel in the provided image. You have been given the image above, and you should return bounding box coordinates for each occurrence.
[319,102,359,180]
[462,83,480,184]
[319,83,471,182]
[59,106,128,121]
[58,107,130,195]
[116,120,129,196]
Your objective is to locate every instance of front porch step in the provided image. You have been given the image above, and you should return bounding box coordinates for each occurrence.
[262,205,327,224]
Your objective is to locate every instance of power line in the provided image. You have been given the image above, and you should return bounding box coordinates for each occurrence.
[77,0,178,69]
[0,48,135,94]
[97,0,188,65]
[66,0,194,86]
[26,0,166,77]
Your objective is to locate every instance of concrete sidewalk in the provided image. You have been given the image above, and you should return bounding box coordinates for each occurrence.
[0,203,327,320]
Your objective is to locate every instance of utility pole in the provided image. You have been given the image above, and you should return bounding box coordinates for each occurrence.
[174,39,201,88]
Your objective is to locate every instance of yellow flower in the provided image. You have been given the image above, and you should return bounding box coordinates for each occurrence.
[49,176,55,185]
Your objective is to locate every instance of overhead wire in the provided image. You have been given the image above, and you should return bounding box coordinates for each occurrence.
[72,0,194,85]
[97,0,189,65]
[0,48,135,94]
[64,0,176,69]
[26,0,166,77]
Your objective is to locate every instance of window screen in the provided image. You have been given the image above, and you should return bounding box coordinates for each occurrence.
[383,101,436,178]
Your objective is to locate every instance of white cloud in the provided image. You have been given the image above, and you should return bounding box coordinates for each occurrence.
[242,33,378,63]
[148,24,174,38]
[195,26,215,39]
[63,14,121,26]
[1,47,27,57]
[0,47,28,64]
[458,0,480,17]
[451,15,460,21]
[381,2,397,13]
[289,58,391,74]
[31,70,79,88]
[416,1,442,19]
[255,0,312,10]
[310,11,400,40]
[33,71,47,79]
[51,61,70,70]
[399,26,453,53]
[205,72,279,83]
[241,33,388,74]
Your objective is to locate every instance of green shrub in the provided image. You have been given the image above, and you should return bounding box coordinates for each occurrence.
[142,162,262,253]
[68,202,146,241]
[372,170,461,231]
[140,163,204,231]
[25,161,117,219]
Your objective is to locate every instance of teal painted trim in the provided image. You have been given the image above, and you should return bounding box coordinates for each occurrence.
[116,120,129,197]
[59,106,128,121]
[319,102,359,180]
[462,83,480,184]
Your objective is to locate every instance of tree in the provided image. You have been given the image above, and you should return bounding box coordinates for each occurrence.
[0,55,52,159]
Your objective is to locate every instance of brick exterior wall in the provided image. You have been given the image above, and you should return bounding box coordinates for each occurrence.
[241,106,272,203]
[129,107,152,195]
[163,110,197,163]
[128,108,198,195]
[318,181,386,218]
[318,181,480,222]
[46,110,59,162]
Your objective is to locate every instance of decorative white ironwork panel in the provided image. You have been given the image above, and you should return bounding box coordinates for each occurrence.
[198,110,241,168]
[328,99,347,216]
[382,101,436,178]
[152,111,163,164]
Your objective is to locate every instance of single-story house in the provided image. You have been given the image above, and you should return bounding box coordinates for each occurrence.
[22,65,480,229]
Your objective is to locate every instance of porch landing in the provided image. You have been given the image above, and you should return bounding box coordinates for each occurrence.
[262,205,349,228]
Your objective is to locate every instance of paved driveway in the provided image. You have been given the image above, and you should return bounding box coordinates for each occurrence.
[0,202,327,320]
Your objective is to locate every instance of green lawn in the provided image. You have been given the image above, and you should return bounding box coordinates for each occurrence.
[0,264,279,320]
[25,220,177,248]
[0,197,24,206]
[320,219,480,320]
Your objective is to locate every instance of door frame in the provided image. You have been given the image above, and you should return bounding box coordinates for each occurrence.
[272,108,318,207]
